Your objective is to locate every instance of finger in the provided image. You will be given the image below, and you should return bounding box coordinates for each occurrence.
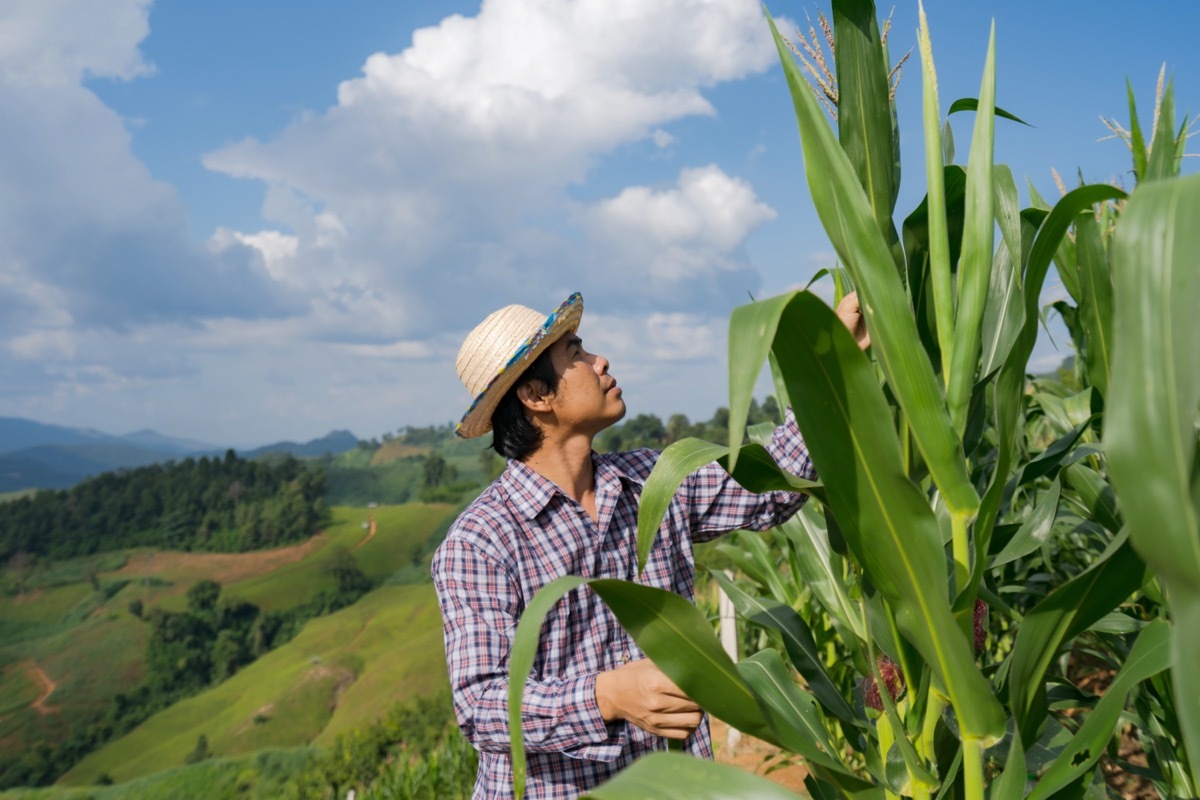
[646,712,704,737]
[650,695,701,713]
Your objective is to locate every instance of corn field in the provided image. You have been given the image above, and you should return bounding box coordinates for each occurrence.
[507,1,1200,797]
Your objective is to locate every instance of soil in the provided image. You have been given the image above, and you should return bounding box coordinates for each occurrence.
[1066,652,1157,800]
[23,660,58,715]
[115,533,327,584]
[710,718,809,794]
[354,516,377,551]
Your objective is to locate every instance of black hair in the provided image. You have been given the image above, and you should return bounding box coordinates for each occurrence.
[490,345,562,461]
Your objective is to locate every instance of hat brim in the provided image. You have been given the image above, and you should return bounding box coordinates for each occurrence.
[456,292,584,439]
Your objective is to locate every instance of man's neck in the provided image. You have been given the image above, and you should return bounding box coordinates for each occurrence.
[521,432,596,505]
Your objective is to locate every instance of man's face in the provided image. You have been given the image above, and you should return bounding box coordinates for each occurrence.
[543,332,627,436]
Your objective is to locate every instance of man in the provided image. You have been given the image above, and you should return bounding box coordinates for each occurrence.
[433,291,868,799]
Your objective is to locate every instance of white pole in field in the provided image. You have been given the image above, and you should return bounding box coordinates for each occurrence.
[717,570,741,754]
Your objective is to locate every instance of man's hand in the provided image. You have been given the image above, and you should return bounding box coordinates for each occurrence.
[835,291,871,351]
[594,659,702,740]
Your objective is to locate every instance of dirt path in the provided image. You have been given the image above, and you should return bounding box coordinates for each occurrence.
[354,516,376,551]
[23,661,57,715]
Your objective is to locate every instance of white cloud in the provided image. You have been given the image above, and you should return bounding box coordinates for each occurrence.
[1,0,790,443]
[576,165,776,304]
[0,0,153,87]
[203,0,779,323]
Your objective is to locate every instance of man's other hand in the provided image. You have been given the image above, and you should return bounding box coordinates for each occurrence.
[835,291,871,351]
[594,658,702,740]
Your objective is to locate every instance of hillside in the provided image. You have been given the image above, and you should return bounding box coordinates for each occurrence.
[0,502,457,788]
[61,581,448,785]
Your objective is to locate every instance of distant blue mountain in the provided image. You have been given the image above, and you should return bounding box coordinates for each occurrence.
[0,417,359,493]
[0,443,176,493]
[0,417,108,454]
[240,430,359,459]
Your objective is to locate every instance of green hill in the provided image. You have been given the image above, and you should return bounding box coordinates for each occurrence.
[61,581,447,786]
[0,502,458,788]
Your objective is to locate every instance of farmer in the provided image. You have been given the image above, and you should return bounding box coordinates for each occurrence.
[432,291,868,800]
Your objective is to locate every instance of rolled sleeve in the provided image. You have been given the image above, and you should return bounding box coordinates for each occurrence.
[685,406,816,541]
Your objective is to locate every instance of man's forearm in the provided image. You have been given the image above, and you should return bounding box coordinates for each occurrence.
[456,671,623,760]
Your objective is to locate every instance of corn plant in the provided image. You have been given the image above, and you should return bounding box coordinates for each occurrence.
[505,2,1199,797]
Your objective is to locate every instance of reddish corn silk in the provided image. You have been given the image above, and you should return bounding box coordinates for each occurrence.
[861,656,906,711]
[974,599,988,654]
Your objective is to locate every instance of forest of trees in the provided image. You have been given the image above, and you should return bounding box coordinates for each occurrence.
[593,395,783,453]
[0,451,326,565]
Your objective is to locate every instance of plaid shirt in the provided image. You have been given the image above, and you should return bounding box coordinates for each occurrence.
[431,412,814,800]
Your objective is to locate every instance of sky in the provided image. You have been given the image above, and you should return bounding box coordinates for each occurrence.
[1,0,1197,448]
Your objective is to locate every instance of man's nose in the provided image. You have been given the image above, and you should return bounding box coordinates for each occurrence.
[593,354,610,374]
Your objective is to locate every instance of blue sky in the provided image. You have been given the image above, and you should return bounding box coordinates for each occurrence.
[1,0,1196,446]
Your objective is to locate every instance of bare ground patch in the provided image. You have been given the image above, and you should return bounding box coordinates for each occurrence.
[711,718,808,793]
[115,533,327,585]
[23,660,58,715]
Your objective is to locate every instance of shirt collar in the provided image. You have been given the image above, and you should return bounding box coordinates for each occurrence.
[500,451,645,521]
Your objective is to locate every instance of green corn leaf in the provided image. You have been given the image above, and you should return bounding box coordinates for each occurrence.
[507,574,587,799]
[767,289,1004,741]
[737,649,864,780]
[1004,531,1149,745]
[1126,78,1148,182]
[993,165,1023,281]
[635,436,819,572]
[713,542,790,605]
[712,570,859,726]
[976,184,1125,543]
[916,2,954,383]
[1061,463,1122,534]
[1074,211,1114,399]
[989,729,1026,800]
[946,24,995,437]
[1106,174,1200,593]
[946,97,1031,126]
[507,577,786,798]
[1106,172,1200,786]
[767,12,979,519]
[587,579,778,740]
[581,751,803,799]
[1027,621,1171,800]
[637,438,727,571]
[783,509,865,639]
[1144,76,1179,181]
[990,477,1061,567]
[978,232,1025,380]
[901,164,967,376]
[832,0,902,268]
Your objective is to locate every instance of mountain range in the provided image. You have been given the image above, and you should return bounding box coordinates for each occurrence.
[0,417,359,494]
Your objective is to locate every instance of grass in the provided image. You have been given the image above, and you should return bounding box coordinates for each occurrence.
[61,582,448,785]
[0,611,148,761]
[0,490,36,505]
[0,747,316,800]
[210,503,453,611]
[0,502,458,783]
[370,441,431,465]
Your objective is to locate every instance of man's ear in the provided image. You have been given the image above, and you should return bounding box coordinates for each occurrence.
[516,380,553,413]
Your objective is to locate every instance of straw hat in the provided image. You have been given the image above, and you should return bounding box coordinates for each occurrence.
[455,292,584,438]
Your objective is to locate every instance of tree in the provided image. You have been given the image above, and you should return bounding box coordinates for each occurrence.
[185,734,210,764]
[422,453,448,489]
[186,579,221,615]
